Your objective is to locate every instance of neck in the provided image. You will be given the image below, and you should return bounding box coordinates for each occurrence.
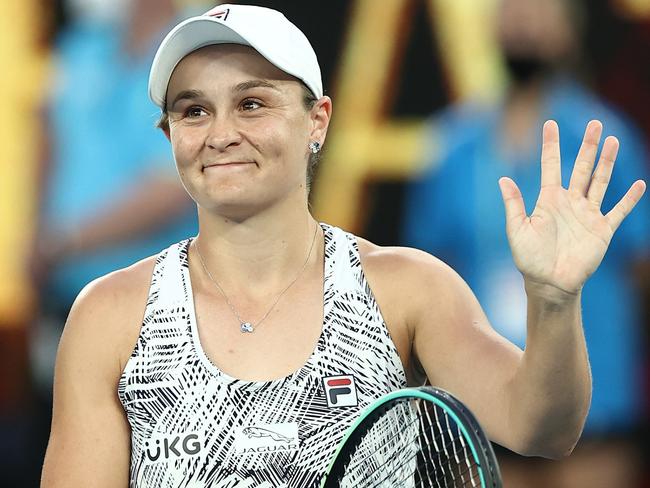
[193,195,321,299]
[499,78,546,159]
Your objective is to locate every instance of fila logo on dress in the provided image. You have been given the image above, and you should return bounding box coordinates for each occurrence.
[322,375,359,408]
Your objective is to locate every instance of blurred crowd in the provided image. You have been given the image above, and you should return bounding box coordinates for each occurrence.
[4,0,201,484]
[403,1,650,486]
[1,0,649,486]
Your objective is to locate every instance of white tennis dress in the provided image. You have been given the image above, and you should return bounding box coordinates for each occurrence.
[118,223,407,487]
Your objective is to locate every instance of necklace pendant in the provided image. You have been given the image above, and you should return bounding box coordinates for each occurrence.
[240,322,254,333]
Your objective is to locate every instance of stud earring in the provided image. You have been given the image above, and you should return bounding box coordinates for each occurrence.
[308,141,321,154]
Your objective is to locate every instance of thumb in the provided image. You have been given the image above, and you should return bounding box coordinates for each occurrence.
[498,177,526,234]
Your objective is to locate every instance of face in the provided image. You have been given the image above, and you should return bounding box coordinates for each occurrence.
[164,44,330,218]
[496,0,575,63]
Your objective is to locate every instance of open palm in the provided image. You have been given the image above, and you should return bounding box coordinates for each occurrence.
[499,120,646,295]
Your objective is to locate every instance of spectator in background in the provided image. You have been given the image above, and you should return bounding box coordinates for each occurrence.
[402,0,649,486]
[29,0,197,468]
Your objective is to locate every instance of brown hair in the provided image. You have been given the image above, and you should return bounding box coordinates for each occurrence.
[156,82,322,192]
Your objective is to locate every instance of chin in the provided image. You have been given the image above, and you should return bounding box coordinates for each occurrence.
[196,189,266,218]
[192,177,251,201]
[207,202,268,223]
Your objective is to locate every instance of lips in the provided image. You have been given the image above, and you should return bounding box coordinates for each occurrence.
[203,161,254,169]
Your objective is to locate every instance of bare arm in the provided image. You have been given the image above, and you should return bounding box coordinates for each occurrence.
[509,281,590,457]
[400,251,528,453]
[406,120,645,459]
[403,250,589,458]
[46,173,192,258]
[41,260,153,487]
[359,243,527,454]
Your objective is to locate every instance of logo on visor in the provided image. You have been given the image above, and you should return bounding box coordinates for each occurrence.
[323,375,359,408]
[206,8,230,21]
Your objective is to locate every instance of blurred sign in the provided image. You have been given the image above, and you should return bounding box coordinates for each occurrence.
[0,0,48,326]
[614,0,650,18]
[313,0,503,232]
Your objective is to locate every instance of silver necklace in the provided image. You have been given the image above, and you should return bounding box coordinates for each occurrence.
[194,224,319,333]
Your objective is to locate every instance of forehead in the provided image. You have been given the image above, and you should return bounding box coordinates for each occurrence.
[166,44,300,99]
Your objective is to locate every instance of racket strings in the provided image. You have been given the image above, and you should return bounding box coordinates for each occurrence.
[356,427,482,488]
[437,403,477,487]
[397,449,482,488]
[400,407,482,488]
[339,402,418,486]
[350,403,469,481]
[337,399,483,487]
[419,404,478,488]
[431,403,461,487]
[369,424,482,488]
[396,459,482,488]
[342,403,414,477]
[367,445,479,488]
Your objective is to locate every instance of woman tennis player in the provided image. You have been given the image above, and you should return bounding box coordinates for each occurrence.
[41,4,646,487]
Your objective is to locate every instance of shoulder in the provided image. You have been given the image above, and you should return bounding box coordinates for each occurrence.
[63,255,158,376]
[355,236,471,332]
[356,236,446,277]
[357,236,460,282]
[43,252,155,486]
[73,255,156,312]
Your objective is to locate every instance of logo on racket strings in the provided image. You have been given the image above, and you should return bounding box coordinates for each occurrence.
[323,375,358,408]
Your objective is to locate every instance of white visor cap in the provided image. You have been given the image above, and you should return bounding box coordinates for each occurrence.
[148,4,323,108]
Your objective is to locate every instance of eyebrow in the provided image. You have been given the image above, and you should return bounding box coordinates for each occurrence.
[167,80,281,110]
[168,89,204,110]
[234,79,281,93]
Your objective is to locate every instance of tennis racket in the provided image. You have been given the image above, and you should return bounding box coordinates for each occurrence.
[320,386,502,488]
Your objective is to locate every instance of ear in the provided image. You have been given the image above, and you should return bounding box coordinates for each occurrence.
[309,96,333,145]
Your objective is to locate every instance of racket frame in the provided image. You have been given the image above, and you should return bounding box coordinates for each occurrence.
[320,386,502,488]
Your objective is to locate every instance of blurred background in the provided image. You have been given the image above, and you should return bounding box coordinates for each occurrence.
[1,0,649,486]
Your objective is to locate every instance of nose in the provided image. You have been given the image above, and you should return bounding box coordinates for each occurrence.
[205,113,242,151]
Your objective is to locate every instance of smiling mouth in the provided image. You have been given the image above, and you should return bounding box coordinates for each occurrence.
[203,161,254,170]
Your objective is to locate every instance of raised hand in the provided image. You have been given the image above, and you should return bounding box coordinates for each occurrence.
[498,120,646,297]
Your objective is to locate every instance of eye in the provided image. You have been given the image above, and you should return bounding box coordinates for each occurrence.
[241,99,262,111]
[184,106,207,118]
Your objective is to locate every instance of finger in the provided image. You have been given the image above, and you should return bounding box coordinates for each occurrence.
[540,120,562,188]
[605,180,647,232]
[498,177,526,234]
[569,120,602,195]
[586,135,619,208]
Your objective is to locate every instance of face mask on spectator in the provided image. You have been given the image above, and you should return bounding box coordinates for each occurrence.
[503,53,553,85]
